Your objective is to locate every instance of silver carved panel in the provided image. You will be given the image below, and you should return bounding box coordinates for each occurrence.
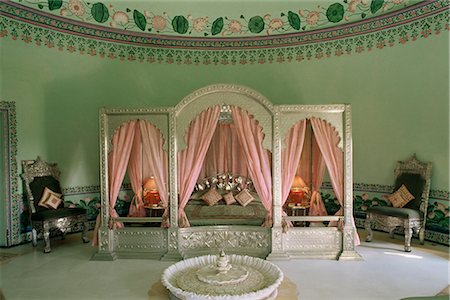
[114,228,167,251]
[278,105,345,150]
[284,228,341,251]
[175,84,274,151]
[179,227,270,250]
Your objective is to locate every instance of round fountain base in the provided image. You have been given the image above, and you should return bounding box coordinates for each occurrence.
[161,254,284,300]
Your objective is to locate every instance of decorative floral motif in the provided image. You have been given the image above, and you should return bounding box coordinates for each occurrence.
[68,0,84,17]
[9,0,428,37]
[0,0,447,66]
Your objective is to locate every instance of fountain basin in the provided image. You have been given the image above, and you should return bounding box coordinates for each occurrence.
[161,254,284,300]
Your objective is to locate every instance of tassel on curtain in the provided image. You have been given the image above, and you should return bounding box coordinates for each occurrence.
[310,118,360,246]
[178,106,221,227]
[230,106,273,227]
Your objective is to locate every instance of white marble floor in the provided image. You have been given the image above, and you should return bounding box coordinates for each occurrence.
[0,230,448,300]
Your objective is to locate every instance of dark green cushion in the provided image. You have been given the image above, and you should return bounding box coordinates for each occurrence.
[394,173,425,210]
[31,208,86,221]
[367,206,421,219]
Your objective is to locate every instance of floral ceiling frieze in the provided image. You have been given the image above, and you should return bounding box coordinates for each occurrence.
[5,0,427,38]
[0,0,448,64]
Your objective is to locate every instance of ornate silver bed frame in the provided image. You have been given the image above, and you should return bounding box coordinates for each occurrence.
[92,84,360,261]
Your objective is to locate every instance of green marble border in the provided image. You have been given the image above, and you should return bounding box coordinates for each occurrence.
[0,0,448,65]
[0,101,20,246]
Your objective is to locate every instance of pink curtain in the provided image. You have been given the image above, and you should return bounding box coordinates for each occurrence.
[231,106,273,226]
[309,134,328,217]
[140,120,170,227]
[92,120,137,246]
[310,118,360,245]
[281,120,307,230]
[200,124,248,179]
[127,123,146,217]
[178,106,221,227]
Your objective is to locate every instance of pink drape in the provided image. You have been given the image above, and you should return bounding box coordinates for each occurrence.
[200,123,248,179]
[231,106,272,226]
[127,123,146,217]
[92,120,137,246]
[281,120,307,230]
[310,118,360,245]
[140,120,170,227]
[178,106,221,227]
[309,133,328,217]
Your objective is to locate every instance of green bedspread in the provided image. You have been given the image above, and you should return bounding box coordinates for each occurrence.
[185,199,266,226]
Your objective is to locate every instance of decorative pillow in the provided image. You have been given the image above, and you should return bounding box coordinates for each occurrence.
[44,194,63,209]
[190,190,207,200]
[383,184,415,208]
[38,187,62,208]
[235,189,254,207]
[201,188,223,206]
[223,192,237,205]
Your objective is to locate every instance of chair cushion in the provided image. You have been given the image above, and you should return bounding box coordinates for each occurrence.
[30,176,63,211]
[367,206,421,219]
[384,184,415,208]
[31,207,87,221]
[394,173,425,210]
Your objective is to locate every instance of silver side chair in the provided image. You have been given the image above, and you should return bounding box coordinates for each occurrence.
[365,154,432,252]
[21,157,89,253]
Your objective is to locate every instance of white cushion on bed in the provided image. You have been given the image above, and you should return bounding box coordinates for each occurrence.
[235,189,254,207]
[223,192,237,205]
[201,188,222,206]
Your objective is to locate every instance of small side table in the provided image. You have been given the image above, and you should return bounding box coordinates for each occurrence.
[144,205,165,217]
[290,204,310,227]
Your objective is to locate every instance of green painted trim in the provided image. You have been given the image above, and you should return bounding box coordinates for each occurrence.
[10,0,423,37]
[0,0,448,65]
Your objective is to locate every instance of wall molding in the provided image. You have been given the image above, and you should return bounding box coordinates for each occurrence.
[0,0,448,65]
[0,101,20,246]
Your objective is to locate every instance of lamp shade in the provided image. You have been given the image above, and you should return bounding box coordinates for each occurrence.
[291,176,306,191]
[144,177,157,191]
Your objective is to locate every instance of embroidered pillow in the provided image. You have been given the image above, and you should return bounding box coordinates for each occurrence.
[235,189,254,207]
[223,191,236,205]
[44,194,63,209]
[38,187,63,208]
[384,184,415,208]
[201,188,222,206]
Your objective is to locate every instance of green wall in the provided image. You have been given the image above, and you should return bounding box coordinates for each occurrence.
[1,33,448,191]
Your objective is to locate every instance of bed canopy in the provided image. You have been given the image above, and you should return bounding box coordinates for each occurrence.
[92,84,360,261]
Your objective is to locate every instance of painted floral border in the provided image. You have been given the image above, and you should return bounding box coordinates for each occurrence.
[13,0,422,38]
[0,0,448,65]
[0,101,20,246]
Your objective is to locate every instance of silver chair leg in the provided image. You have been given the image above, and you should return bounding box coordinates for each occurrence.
[419,227,425,245]
[43,221,51,253]
[365,215,373,242]
[31,228,38,247]
[404,226,413,252]
[82,220,89,243]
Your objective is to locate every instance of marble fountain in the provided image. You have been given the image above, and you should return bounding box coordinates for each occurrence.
[161,251,284,300]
